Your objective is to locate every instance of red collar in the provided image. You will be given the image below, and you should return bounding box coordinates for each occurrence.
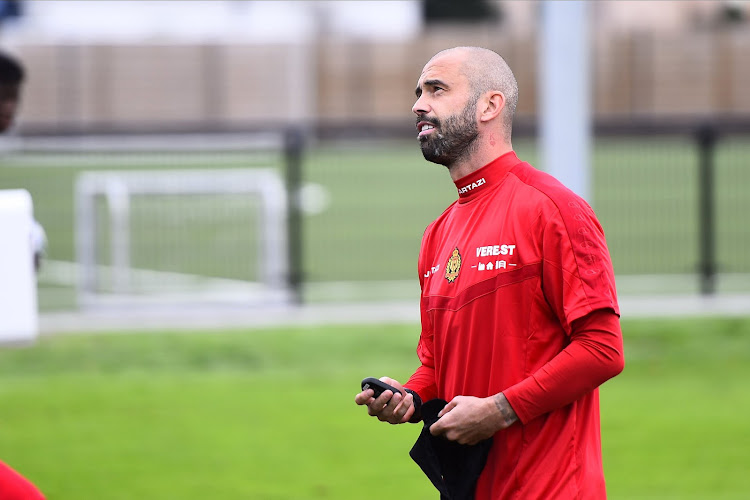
[454,151,521,203]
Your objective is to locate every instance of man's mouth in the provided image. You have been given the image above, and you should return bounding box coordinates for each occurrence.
[417,120,437,138]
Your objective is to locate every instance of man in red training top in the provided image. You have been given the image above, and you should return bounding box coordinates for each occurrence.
[355,46,624,499]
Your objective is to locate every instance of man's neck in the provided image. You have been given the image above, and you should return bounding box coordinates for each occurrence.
[448,143,513,182]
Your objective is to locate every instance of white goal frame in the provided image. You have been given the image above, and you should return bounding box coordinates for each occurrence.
[75,168,290,308]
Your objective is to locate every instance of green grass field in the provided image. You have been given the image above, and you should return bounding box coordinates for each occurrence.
[1,317,749,499]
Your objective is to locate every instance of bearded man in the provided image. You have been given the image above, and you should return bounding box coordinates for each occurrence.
[356,46,624,500]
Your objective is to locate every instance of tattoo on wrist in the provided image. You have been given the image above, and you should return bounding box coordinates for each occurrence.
[494,393,519,426]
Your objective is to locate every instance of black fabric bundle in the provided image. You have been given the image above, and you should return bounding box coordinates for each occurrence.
[409,399,493,500]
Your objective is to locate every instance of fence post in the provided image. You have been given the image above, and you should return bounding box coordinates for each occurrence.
[696,123,717,295]
[284,127,304,304]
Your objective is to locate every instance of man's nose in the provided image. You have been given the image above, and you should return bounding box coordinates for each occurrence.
[412,95,430,116]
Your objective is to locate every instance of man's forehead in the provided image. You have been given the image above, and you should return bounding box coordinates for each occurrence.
[417,53,465,86]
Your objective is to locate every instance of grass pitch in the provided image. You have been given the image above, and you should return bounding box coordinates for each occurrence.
[1,317,749,499]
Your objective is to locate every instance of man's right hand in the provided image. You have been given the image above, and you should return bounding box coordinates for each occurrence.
[354,376,415,424]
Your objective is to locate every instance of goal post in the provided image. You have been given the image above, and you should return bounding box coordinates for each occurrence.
[0,130,306,309]
[75,168,291,308]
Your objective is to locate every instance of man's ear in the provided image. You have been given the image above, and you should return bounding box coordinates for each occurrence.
[479,91,505,123]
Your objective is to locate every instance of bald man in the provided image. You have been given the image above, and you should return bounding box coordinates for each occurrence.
[356,47,624,499]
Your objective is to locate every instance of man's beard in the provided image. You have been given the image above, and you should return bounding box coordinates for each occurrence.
[417,99,479,167]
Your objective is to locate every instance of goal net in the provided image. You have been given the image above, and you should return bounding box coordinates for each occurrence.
[2,132,297,309]
[76,167,290,307]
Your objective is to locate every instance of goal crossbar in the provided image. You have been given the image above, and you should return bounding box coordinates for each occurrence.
[75,168,290,308]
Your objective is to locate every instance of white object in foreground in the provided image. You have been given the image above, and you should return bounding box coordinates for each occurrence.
[0,189,38,344]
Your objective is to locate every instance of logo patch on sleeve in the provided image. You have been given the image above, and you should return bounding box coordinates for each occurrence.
[444,247,462,283]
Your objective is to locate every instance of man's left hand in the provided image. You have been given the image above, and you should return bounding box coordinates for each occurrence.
[429,393,517,445]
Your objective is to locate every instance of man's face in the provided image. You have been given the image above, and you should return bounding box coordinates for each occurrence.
[412,53,479,166]
[0,83,21,133]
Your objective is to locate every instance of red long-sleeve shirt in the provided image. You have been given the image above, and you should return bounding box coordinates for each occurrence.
[405,151,624,499]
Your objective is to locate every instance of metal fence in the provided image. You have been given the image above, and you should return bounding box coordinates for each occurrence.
[591,118,750,294]
[1,119,747,313]
[292,118,750,301]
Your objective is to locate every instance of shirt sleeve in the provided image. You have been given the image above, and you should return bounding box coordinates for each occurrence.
[540,197,619,333]
[502,308,624,424]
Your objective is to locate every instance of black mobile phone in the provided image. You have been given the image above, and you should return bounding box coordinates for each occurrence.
[361,377,402,399]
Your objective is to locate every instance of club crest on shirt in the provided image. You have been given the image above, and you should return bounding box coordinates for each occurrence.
[444,247,462,283]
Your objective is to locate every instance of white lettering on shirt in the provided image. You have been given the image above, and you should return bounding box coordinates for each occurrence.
[457,178,486,195]
[423,264,440,278]
[473,244,518,273]
[476,244,516,257]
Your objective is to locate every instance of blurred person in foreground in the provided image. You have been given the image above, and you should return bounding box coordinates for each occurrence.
[355,46,624,499]
[0,51,46,271]
[0,50,22,133]
[0,50,46,500]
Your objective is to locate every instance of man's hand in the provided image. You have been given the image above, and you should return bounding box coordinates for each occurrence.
[429,393,518,445]
[354,377,415,424]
